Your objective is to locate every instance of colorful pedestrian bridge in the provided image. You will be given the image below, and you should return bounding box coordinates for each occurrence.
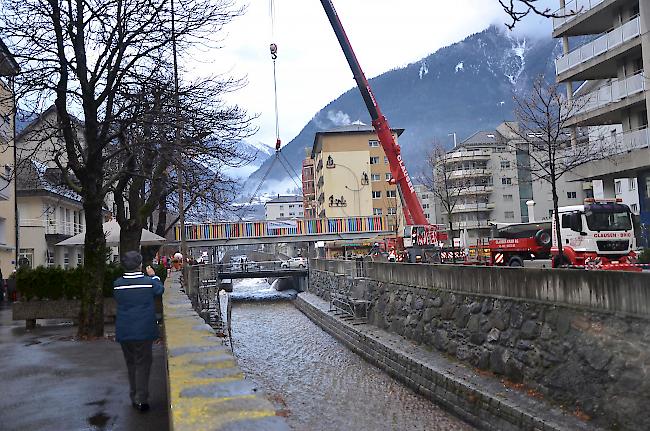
[173,216,394,246]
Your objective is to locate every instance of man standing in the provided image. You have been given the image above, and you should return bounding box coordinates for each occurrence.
[114,251,164,412]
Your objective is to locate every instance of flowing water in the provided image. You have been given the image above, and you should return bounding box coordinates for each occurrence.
[229,279,474,431]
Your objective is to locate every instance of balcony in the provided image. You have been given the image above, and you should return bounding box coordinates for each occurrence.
[452,185,493,196]
[453,220,491,230]
[451,203,495,214]
[446,149,492,161]
[569,71,646,126]
[593,127,650,154]
[555,16,640,78]
[553,0,608,33]
[21,219,85,236]
[449,169,491,179]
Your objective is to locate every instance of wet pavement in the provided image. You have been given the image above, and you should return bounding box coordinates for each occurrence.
[229,279,474,431]
[0,302,169,431]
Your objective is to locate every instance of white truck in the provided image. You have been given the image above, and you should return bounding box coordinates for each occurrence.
[551,198,638,270]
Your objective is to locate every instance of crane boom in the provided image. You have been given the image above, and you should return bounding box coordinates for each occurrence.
[318,0,429,226]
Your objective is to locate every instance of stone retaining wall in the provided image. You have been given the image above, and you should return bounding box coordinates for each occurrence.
[309,262,650,431]
[295,293,595,431]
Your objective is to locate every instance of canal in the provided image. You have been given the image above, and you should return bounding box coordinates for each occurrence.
[229,279,474,431]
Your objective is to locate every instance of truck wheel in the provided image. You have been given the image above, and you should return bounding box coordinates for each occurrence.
[535,229,552,247]
[508,256,523,267]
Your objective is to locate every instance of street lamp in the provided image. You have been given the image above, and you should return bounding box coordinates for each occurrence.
[448,132,457,148]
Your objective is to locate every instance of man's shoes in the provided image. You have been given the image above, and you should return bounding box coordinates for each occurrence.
[132,402,150,412]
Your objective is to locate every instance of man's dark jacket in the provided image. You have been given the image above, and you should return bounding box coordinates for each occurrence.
[113,271,164,342]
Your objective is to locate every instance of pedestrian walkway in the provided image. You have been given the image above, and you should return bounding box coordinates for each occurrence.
[0,303,169,431]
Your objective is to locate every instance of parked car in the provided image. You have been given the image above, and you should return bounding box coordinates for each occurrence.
[281,257,307,269]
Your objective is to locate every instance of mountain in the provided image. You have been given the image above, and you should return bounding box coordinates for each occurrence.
[225,140,275,181]
[242,25,562,197]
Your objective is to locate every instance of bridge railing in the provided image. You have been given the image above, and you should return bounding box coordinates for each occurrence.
[174,216,389,241]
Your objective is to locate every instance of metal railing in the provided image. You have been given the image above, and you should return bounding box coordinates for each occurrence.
[553,0,606,30]
[555,16,640,75]
[20,218,85,236]
[575,71,646,116]
[590,127,650,155]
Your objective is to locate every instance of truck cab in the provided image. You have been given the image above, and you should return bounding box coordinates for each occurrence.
[552,199,636,268]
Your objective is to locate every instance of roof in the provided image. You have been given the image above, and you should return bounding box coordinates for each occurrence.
[0,38,19,76]
[16,159,83,204]
[265,195,303,205]
[311,123,405,158]
[458,130,503,147]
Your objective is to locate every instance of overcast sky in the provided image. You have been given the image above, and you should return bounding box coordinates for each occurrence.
[188,0,555,149]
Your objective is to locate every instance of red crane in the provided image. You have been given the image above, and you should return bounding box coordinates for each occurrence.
[318,0,429,227]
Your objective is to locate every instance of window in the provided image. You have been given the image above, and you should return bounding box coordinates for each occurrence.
[424,213,430,219]
[18,249,34,269]
[630,178,637,191]
[385,173,392,181]
[280,205,284,209]
[388,207,397,215]
[386,190,397,198]
[501,177,512,185]
[615,180,622,194]
[500,161,510,169]
[279,212,285,217]
[504,211,515,219]
[372,191,382,199]
[369,140,380,147]
[289,212,295,216]
[384,156,389,164]
[503,194,513,201]
[289,204,294,208]
[77,253,82,266]
[567,191,577,199]
[631,203,639,213]
[370,156,380,164]
[373,208,383,215]
[422,203,429,209]
[371,173,381,182]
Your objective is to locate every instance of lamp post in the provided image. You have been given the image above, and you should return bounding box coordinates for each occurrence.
[448,132,457,148]
[171,0,188,281]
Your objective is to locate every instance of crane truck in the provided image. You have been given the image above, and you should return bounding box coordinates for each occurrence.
[319,0,444,255]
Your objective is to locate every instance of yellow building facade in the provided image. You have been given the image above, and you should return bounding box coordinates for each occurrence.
[0,40,19,276]
[310,124,404,230]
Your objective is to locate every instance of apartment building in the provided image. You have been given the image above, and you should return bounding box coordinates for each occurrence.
[17,160,86,268]
[436,123,586,242]
[553,0,650,241]
[264,195,304,220]
[310,124,403,230]
[301,153,316,219]
[413,184,439,225]
[0,40,19,276]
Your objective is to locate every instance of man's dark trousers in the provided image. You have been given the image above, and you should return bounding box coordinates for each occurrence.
[120,340,153,404]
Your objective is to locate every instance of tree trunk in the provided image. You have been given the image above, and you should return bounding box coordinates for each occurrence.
[120,219,144,258]
[78,197,107,338]
[448,217,455,264]
[551,180,564,262]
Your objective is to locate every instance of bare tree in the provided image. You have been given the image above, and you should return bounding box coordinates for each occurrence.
[423,143,472,261]
[1,0,244,337]
[111,69,255,257]
[505,76,604,264]
[499,0,575,30]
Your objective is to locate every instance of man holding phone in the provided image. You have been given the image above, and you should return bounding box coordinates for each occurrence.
[113,251,164,412]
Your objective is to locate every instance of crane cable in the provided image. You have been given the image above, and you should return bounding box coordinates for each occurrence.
[239,0,301,214]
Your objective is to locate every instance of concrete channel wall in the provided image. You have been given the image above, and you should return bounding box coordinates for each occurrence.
[308,259,650,431]
[162,274,289,431]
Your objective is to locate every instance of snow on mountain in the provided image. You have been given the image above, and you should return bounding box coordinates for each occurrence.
[242,25,560,197]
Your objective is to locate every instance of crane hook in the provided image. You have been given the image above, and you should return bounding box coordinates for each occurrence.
[270,43,278,60]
